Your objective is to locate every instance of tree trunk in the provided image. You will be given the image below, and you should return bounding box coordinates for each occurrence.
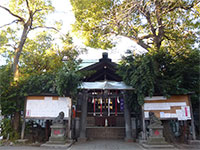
[13,111,20,133]
[13,25,30,81]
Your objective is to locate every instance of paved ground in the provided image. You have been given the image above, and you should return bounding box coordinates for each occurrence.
[69,140,145,150]
[0,139,200,150]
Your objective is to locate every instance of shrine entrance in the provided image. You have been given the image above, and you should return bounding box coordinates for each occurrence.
[77,53,134,140]
[86,89,126,139]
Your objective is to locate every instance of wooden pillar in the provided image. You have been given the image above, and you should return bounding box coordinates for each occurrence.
[45,120,50,141]
[78,91,88,141]
[123,92,132,141]
[68,108,72,139]
[141,105,147,140]
[21,117,26,139]
[188,95,196,140]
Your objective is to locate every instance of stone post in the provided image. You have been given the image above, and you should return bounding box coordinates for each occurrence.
[141,105,147,140]
[131,117,137,140]
[75,117,80,139]
[78,91,88,141]
[123,92,132,141]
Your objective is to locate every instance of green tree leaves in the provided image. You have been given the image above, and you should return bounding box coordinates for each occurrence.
[71,0,200,51]
[118,48,200,105]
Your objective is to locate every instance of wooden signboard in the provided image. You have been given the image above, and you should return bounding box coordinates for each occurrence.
[25,96,71,119]
[143,95,191,120]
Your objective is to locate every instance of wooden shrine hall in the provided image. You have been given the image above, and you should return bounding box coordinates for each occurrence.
[76,52,134,141]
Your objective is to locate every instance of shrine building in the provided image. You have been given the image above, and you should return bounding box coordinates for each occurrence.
[76,52,136,141]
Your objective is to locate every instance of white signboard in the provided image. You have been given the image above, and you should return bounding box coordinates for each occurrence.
[177,106,191,120]
[26,96,71,119]
[144,95,191,120]
[144,102,186,111]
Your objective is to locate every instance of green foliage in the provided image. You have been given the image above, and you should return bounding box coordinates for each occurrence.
[8,0,54,27]
[71,0,200,51]
[55,65,82,98]
[70,0,114,49]
[124,91,140,112]
[118,48,200,105]
[0,65,24,116]
[21,73,56,95]
[0,31,82,137]
[54,34,83,98]
[20,32,64,75]
[0,118,19,141]
[0,0,60,82]
[0,0,56,58]
[55,50,82,98]
[0,28,17,60]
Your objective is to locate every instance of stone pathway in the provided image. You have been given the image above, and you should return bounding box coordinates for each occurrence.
[69,140,145,150]
[1,139,200,150]
[0,145,66,150]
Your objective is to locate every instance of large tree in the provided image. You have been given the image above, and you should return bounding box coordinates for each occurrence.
[71,0,200,50]
[0,32,82,139]
[0,0,58,81]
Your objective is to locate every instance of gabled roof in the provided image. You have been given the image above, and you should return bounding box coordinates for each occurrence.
[79,81,133,90]
[80,52,122,82]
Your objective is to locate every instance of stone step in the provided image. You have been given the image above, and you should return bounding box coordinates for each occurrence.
[141,143,175,149]
[86,127,125,139]
[188,140,200,145]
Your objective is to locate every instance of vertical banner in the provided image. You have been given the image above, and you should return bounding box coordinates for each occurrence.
[120,99,124,111]
[92,97,96,116]
[72,105,76,118]
[108,98,110,116]
[100,98,103,116]
[115,98,117,116]
[115,90,118,116]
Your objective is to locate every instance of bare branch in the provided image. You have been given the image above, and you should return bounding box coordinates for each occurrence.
[31,26,59,32]
[5,44,17,49]
[0,19,20,28]
[117,1,138,24]
[25,0,31,14]
[163,1,196,14]
[121,34,151,51]
[145,11,156,37]
[0,5,25,23]
[139,34,153,40]
[33,9,43,16]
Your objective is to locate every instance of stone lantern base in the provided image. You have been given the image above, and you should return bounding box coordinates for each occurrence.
[47,124,67,144]
[141,125,174,149]
[147,125,167,145]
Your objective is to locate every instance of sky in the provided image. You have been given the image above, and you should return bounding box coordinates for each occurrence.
[0,0,145,66]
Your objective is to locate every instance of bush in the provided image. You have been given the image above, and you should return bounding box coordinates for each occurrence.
[0,118,19,141]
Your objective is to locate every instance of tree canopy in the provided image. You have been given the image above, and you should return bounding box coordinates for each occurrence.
[0,0,59,81]
[71,0,200,51]
[118,48,200,105]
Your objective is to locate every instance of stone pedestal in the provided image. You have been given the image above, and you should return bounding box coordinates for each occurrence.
[147,125,167,145]
[47,124,67,144]
[141,125,174,149]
